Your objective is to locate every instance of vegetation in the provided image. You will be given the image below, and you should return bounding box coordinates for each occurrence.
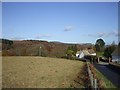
[89,63,116,88]
[71,63,89,88]
[94,39,116,61]
[0,39,13,45]
[2,56,84,88]
[103,45,116,58]
[96,52,104,56]
[1,39,93,58]
[94,67,116,88]
[66,45,78,59]
[66,49,74,59]
[95,38,105,52]
[1,39,13,50]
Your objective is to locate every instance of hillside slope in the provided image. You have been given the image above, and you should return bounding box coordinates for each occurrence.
[1,39,93,57]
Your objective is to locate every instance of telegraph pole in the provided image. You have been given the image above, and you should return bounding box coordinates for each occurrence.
[39,46,42,56]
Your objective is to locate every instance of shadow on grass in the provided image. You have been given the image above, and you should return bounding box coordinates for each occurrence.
[71,63,91,88]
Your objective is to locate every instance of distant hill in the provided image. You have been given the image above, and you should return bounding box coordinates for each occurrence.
[1,39,94,57]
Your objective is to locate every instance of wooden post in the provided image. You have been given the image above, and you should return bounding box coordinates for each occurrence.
[94,79,97,89]
[109,57,111,63]
[98,57,99,63]
[39,46,42,56]
[91,74,93,87]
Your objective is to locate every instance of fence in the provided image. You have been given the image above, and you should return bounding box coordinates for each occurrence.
[86,62,98,89]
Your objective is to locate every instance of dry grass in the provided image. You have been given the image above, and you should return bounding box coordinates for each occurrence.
[0,57,2,89]
[2,56,84,88]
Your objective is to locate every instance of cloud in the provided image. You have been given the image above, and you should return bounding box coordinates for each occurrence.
[88,31,120,38]
[111,31,120,37]
[35,34,51,39]
[88,34,96,37]
[106,31,120,37]
[97,32,106,37]
[88,33,105,37]
[64,25,73,31]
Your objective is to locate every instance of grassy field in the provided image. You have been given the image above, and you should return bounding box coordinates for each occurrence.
[0,57,1,89]
[2,56,84,88]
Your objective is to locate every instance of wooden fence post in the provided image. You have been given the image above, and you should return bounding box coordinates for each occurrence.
[98,57,99,63]
[91,74,93,87]
[94,79,97,90]
[87,62,99,89]
[109,57,111,63]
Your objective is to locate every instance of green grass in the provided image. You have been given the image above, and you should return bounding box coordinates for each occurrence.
[94,68,116,88]
[2,56,84,88]
[88,62,116,88]
[96,52,104,56]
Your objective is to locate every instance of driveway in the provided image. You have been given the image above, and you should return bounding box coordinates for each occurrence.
[93,62,120,88]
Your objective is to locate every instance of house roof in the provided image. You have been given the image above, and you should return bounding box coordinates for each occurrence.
[82,50,90,55]
[88,49,96,54]
[76,49,96,56]
[76,51,80,54]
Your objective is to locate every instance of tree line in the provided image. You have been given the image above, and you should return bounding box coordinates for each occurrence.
[94,38,116,59]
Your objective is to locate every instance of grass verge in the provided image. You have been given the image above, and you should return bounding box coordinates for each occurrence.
[89,63,116,88]
[94,67,116,88]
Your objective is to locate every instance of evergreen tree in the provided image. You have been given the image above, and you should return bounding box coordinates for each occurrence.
[95,38,105,52]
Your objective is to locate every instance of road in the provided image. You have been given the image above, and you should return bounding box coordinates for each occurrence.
[93,62,120,88]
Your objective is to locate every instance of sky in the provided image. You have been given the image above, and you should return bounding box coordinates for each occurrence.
[0,2,1,38]
[2,2,119,44]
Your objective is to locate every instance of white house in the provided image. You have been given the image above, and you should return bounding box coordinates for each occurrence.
[76,49,96,59]
[112,47,120,64]
[88,49,96,56]
[76,51,80,57]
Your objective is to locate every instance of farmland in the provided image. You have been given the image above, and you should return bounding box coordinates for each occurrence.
[2,56,84,88]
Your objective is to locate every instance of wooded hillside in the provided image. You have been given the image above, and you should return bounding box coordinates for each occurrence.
[1,39,93,57]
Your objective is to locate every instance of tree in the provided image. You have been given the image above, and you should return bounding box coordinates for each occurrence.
[73,44,77,54]
[95,38,105,52]
[93,45,96,52]
[66,49,74,59]
[95,44,100,52]
[1,39,13,50]
[66,46,75,59]
[111,41,115,45]
[103,45,116,58]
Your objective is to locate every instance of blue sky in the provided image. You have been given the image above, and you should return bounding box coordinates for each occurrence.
[0,2,1,38]
[2,2,118,44]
